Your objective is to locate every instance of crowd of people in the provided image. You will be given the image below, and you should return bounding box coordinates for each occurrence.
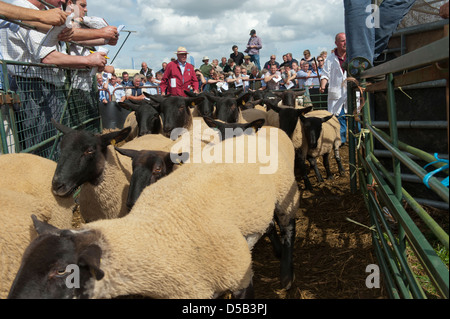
[98,39,328,104]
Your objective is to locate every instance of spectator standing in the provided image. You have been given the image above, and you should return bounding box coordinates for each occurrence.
[248,66,264,91]
[230,45,244,66]
[285,53,298,68]
[219,57,228,69]
[160,46,198,96]
[319,32,348,144]
[97,73,108,104]
[301,50,315,70]
[316,56,325,74]
[223,58,236,73]
[264,64,282,91]
[199,56,213,78]
[212,59,223,72]
[140,62,154,79]
[263,55,280,71]
[121,71,133,87]
[240,55,255,73]
[279,54,289,68]
[158,62,167,74]
[297,61,312,88]
[245,29,262,70]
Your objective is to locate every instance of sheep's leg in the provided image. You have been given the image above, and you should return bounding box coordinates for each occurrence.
[279,218,295,290]
[308,156,323,183]
[334,147,345,176]
[266,219,282,259]
[323,153,333,180]
[233,278,254,299]
[295,149,313,190]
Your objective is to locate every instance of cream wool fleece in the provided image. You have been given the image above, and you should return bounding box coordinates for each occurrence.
[83,194,253,298]
[0,153,75,299]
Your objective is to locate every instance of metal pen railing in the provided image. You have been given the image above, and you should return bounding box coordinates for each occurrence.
[347,33,449,298]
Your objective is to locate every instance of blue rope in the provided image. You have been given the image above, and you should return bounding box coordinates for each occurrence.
[422,153,449,189]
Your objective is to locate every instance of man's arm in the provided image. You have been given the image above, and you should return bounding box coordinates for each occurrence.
[0,1,67,25]
[41,51,107,69]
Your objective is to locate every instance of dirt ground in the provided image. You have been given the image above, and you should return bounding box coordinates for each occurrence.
[252,145,389,299]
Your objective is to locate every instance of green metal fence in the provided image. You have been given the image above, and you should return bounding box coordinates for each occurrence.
[0,59,102,160]
[348,36,449,298]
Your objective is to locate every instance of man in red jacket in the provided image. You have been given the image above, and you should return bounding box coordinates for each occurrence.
[160,47,199,96]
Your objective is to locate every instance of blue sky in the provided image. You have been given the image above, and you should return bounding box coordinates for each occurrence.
[5,0,346,70]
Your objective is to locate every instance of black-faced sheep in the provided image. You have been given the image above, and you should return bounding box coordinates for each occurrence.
[8,123,299,298]
[50,119,174,222]
[118,99,161,137]
[114,148,188,210]
[0,153,75,298]
[143,93,204,138]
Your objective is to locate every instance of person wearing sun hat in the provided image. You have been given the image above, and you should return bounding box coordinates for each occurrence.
[160,46,199,96]
[199,55,213,78]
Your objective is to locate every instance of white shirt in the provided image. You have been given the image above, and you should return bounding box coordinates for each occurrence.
[0,0,63,85]
[320,51,347,115]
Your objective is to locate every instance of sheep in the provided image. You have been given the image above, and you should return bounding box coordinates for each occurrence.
[8,121,299,298]
[269,104,315,190]
[118,99,161,137]
[272,89,305,107]
[171,118,299,289]
[50,119,174,222]
[8,209,253,299]
[143,93,204,138]
[0,153,75,299]
[114,147,188,210]
[300,111,345,182]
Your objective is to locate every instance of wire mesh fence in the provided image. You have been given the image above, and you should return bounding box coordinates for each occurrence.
[0,60,101,161]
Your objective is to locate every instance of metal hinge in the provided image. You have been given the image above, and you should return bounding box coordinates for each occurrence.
[0,92,21,105]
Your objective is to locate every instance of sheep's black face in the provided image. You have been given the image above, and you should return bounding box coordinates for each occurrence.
[52,130,105,196]
[51,120,132,197]
[156,96,204,138]
[135,105,161,136]
[196,97,214,118]
[215,99,239,123]
[8,217,104,299]
[277,108,300,139]
[115,148,188,210]
[301,116,323,150]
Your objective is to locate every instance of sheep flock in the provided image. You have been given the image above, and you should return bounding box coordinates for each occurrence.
[1,88,349,299]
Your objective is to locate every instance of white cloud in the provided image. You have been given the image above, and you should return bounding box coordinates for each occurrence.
[3,0,345,70]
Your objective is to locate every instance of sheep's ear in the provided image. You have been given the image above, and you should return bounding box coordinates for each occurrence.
[78,244,104,281]
[246,119,265,132]
[31,214,62,236]
[100,126,132,147]
[299,106,313,115]
[115,147,140,159]
[295,90,306,96]
[118,101,137,111]
[321,115,334,123]
[267,101,282,113]
[186,97,204,108]
[144,93,163,104]
[203,116,222,130]
[51,119,73,135]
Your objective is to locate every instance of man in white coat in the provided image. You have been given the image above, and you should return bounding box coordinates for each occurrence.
[319,32,347,145]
